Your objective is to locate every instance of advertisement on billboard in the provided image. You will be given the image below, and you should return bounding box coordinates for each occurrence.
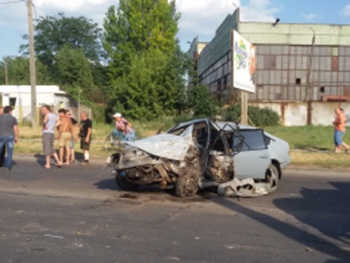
[233,30,256,93]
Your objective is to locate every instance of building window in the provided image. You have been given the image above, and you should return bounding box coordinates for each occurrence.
[263,55,276,69]
[332,57,339,71]
[9,97,16,107]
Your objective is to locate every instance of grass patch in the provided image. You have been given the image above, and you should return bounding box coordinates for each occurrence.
[291,151,350,168]
[264,125,350,152]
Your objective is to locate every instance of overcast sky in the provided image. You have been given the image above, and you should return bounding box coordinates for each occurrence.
[1,0,350,59]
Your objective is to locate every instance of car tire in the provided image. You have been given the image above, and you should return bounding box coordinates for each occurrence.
[115,173,139,191]
[270,162,281,179]
[175,175,199,197]
[265,164,278,192]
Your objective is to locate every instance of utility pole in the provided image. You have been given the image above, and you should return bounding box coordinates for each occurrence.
[27,0,37,128]
[306,27,315,125]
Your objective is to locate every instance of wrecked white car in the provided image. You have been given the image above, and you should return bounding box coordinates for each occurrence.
[106,119,290,197]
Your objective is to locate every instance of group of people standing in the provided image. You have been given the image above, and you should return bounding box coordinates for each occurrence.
[0,104,131,172]
[41,105,92,168]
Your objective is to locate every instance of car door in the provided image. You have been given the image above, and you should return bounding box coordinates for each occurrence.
[233,129,271,180]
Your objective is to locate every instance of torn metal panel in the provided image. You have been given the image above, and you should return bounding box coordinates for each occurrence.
[206,151,234,183]
[217,170,278,197]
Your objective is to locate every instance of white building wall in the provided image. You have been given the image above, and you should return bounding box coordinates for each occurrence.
[0,85,75,121]
[250,102,350,126]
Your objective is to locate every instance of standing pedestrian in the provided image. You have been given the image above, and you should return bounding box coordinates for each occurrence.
[333,107,350,153]
[79,111,92,165]
[41,105,60,168]
[66,109,78,163]
[57,109,74,165]
[339,108,350,152]
[0,106,19,171]
[0,106,6,167]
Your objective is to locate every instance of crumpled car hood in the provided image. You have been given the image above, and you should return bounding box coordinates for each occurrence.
[124,125,194,161]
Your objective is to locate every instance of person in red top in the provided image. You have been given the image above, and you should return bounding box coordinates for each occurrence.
[333,107,349,153]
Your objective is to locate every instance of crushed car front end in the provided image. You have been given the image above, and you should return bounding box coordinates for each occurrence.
[107,120,242,197]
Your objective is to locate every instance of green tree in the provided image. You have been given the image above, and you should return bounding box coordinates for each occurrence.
[19,13,108,111]
[0,61,4,84]
[102,0,183,119]
[111,48,186,119]
[21,13,102,68]
[5,56,29,85]
[187,84,219,118]
[54,46,94,99]
[0,56,51,85]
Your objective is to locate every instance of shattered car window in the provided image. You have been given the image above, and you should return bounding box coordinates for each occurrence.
[168,126,188,136]
[234,129,267,152]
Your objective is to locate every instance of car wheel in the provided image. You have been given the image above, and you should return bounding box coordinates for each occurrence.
[115,173,139,191]
[265,164,278,192]
[269,162,281,179]
[175,175,199,197]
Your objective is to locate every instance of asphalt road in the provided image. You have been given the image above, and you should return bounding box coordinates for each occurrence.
[0,155,349,263]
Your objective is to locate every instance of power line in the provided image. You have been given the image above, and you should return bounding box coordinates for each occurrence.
[0,0,24,4]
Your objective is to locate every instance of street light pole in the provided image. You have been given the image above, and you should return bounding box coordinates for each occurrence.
[27,0,37,128]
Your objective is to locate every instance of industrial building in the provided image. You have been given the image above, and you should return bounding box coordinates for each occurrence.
[188,8,350,125]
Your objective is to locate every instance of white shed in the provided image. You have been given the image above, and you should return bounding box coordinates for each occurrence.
[0,85,77,122]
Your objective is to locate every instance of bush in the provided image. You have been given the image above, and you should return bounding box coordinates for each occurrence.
[223,104,280,126]
[187,84,219,118]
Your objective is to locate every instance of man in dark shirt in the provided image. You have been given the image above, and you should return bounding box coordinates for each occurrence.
[79,111,92,165]
[0,106,19,171]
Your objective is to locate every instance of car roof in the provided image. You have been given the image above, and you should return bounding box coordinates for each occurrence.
[169,119,258,132]
[167,118,212,131]
[216,121,254,130]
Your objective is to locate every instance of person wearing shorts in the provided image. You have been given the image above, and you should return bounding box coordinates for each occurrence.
[79,111,92,165]
[41,105,60,168]
[57,109,74,165]
[333,107,350,153]
[66,110,78,163]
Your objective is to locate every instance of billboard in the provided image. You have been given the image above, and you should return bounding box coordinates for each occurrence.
[233,30,256,93]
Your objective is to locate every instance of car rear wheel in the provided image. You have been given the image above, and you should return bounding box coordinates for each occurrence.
[269,162,281,179]
[175,175,199,197]
[265,164,278,192]
[116,173,139,191]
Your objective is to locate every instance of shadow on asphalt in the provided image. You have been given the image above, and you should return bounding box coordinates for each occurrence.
[274,181,350,262]
[93,177,217,202]
[207,182,350,263]
[34,152,86,166]
[34,153,45,166]
[94,178,118,191]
